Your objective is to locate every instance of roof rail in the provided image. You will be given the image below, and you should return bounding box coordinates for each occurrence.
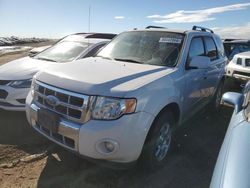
[192,26,214,33]
[146,25,166,29]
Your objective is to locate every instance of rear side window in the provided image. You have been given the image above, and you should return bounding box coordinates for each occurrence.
[204,37,218,61]
[84,43,106,58]
[214,36,225,58]
[188,37,205,60]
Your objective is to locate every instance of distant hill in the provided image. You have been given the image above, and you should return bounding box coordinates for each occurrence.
[0,36,51,46]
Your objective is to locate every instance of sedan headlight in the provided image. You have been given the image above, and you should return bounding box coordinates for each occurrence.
[8,79,32,88]
[91,97,137,120]
[30,78,36,97]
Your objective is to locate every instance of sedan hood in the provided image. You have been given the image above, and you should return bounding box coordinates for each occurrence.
[36,57,175,97]
[0,56,56,80]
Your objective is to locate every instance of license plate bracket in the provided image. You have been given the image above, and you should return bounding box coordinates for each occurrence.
[37,108,60,133]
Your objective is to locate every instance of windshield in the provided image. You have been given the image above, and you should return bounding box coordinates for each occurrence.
[97,31,184,67]
[224,43,250,60]
[34,41,90,62]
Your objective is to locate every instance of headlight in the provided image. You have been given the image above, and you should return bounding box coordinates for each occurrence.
[91,97,137,120]
[8,79,32,88]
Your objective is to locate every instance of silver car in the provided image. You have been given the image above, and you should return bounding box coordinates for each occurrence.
[210,82,250,188]
[26,26,226,169]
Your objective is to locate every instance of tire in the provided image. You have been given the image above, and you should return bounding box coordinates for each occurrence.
[140,110,175,170]
[211,81,224,111]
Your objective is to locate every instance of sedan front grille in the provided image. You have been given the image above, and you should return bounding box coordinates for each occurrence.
[34,81,90,123]
[0,80,10,85]
[0,89,8,99]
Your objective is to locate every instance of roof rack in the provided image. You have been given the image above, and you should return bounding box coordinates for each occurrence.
[146,25,166,29]
[192,26,214,33]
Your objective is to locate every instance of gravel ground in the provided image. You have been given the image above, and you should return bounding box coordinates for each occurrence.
[0,41,55,66]
[0,107,233,188]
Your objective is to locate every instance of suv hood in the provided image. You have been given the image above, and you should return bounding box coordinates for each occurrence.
[36,57,175,97]
[0,56,56,80]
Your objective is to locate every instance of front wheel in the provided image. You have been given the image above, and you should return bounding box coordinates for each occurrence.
[140,110,174,170]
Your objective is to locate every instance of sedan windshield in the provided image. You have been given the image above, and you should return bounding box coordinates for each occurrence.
[97,31,184,67]
[34,41,90,62]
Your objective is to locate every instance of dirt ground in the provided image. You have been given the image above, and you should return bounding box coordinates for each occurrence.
[0,47,238,188]
[0,41,55,66]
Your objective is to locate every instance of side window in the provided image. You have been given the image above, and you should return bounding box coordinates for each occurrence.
[214,36,225,58]
[188,37,205,60]
[83,43,106,58]
[204,37,218,61]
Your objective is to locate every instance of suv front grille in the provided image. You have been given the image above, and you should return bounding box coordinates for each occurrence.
[234,71,250,78]
[34,81,90,123]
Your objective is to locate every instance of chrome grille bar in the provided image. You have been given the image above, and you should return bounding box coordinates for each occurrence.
[34,80,90,123]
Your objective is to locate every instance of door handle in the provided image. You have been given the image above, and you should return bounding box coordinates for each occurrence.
[203,71,208,79]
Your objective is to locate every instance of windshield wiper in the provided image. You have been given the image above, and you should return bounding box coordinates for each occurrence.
[36,57,57,62]
[114,58,143,64]
[96,55,113,60]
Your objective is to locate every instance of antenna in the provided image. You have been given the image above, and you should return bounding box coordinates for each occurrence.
[88,5,91,33]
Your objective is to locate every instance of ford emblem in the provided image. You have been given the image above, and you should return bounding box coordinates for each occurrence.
[46,95,59,107]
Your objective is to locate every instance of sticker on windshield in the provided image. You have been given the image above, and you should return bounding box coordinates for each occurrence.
[159,37,182,44]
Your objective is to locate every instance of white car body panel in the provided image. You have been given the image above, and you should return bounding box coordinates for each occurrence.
[226,51,250,80]
[0,38,111,111]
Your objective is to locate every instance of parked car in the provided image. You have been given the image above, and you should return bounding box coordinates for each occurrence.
[26,26,226,168]
[226,51,250,81]
[210,82,250,188]
[29,45,51,57]
[0,33,116,111]
[223,39,250,60]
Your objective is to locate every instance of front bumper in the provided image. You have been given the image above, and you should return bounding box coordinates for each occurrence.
[26,93,155,164]
[0,85,29,111]
[226,64,250,81]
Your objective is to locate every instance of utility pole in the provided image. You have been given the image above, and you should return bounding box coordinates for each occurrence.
[88,6,91,33]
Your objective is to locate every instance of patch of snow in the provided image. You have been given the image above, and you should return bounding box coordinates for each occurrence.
[0,46,32,55]
[0,36,50,46]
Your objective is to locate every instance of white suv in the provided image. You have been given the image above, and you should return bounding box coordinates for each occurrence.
[26,26,226,168]
[226,51,250,81]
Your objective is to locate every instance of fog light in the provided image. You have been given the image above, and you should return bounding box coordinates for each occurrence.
[228,70,231,74]
[104,141,115,152]
[95,139,119,155]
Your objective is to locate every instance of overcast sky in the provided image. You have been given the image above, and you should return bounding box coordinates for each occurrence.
[0,0,250,39]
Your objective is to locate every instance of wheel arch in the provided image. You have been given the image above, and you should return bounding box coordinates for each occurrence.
[144,102,181,143]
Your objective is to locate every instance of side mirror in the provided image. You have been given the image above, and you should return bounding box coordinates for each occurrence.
[188,56,210,69]
[221,92,244,113]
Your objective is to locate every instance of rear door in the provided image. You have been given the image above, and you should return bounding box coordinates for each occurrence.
[202,36,225,100]
[184,36,207,114]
